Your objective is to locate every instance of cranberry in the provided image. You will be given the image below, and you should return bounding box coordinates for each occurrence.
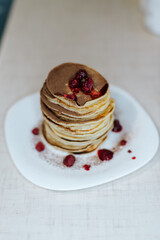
[35,142,45,152]
[63,94,77,101]
[55,92,62,96]
[120,139,127,146]
[98,149,114,161]
[81,78,93,93]
[132,156,136,160]
[83,164,91,171]
[90,89,101,99]
[76,69,87,80]
[63,155,75,167]
[90,84,108,99]
[112,119,122,132]
[128,150,132,153]
[69,78,80,93]
[32,128,39,135]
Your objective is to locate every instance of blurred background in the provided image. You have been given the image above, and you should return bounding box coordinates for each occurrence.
[0,0,159,123]
[0,0,13,43]
[0,1,160,240]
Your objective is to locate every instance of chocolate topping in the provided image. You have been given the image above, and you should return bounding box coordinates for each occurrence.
[46,63,108,106]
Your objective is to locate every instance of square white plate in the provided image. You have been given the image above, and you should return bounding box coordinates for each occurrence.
[5,85,159,190]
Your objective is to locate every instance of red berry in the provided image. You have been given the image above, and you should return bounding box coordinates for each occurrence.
[112,120,122,132]
[63,155,76,167]
[120,139,127,146]
[68,94,77,101]
[32,128,39,135]
[55,92,62,96]
[128,150,132,153]
[73,88,80,94]
[98,149,114,161]
[132,156,136,160]
[83,164,91,171]
[76,69,87,80]
[90,84,108,99]
[69,78,80,93]
[63,94,77,101]
[90,89,101,99]
[81,78,93,93]
[35,142,45,152]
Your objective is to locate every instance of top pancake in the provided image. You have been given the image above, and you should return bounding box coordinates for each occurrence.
[46,62,108,106]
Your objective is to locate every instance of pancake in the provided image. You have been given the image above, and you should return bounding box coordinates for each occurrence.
[46,63,108,106]
[40,62,115,153]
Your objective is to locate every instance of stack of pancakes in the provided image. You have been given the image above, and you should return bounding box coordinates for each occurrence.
[40,63,115,153]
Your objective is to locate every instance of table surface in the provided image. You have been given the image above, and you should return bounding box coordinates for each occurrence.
[0,0,160,239]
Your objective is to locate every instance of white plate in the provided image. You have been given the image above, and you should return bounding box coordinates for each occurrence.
[5,85,159,190]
